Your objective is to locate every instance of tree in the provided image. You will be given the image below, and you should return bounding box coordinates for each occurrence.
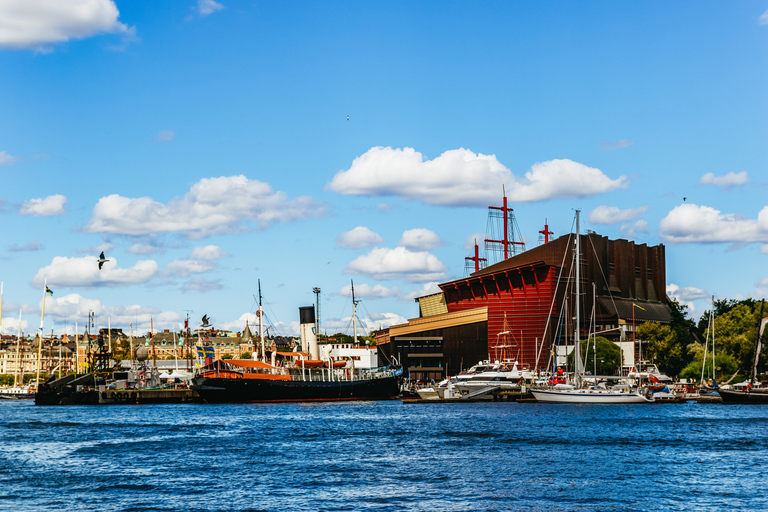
[567,336,622,375]
[706,299,767,375]
[240,352,252,359]
[637,321,687,377]
[221,353,234,360]
[679,354,739,383]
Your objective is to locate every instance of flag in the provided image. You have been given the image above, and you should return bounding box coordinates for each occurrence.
[649,374,660,383]
[633,303,645,311]
[197,347,205,358]
[45,286,53,296]
[203,346,215,357]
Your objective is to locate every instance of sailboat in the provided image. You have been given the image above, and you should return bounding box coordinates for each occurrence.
[530,211,654,404]
[718,300,768,404]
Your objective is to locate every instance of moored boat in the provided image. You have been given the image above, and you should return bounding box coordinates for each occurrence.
[719,303,768,405]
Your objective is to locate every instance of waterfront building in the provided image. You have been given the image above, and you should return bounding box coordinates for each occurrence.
[377,232,671,382]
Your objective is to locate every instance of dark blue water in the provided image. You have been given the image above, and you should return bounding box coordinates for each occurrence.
[1,400,766,512]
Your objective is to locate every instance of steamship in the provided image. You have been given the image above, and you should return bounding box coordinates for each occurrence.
[190,294,402,403]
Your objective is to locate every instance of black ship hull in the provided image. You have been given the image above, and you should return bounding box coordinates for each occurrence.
[191,373,401,403]
[719,389,768,404]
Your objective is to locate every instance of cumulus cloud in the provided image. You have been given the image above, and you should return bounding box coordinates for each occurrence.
[667,283,708,315]
[37,294,181,335]
[761,245,768,255]
[83,175,326,238]
[338,282,400,299]
[326,147,628,207]
[158,130,175,142]
[399,228,444,251]
[589,205,648,225]
[0,151,20,165]
[0,0,135,52]
[198,0,225,16]
[699,171,748,188]
[336,226,383,249]
[659,204,768,244]
[601,140,634,150]
[760,9,768,25]
[166,245,226,278]
[32,255,159,288]
[9,241,44,252]
[620,220,649,238]
[345,247,447,283]
[19,195,67,216]
[400,282,443,301]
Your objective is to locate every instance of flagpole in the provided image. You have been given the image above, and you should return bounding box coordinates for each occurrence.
[75,321,79,375]
[1,282,4,333]
[15,309,22,387]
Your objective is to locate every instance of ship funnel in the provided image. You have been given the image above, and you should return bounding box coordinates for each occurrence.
[299,306,319,359]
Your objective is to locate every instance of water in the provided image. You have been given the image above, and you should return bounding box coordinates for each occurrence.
[1,400,766,512]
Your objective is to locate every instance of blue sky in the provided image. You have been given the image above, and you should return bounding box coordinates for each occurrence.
[1,1,767,339]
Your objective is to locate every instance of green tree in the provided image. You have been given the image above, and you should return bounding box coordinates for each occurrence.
[706,299,767,375]
[221,353,234,360]
[111,338,132,361]
[0,375,14,386]
[679,354,739,383]
[567,336,622,375]
[637,321,687,377]
[240,352,253,359]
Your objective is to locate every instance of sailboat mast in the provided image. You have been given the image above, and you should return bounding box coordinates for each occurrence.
[574,210,582,387]
[751,300,765,384]
[352,280,359,346]
[258,279,265,361]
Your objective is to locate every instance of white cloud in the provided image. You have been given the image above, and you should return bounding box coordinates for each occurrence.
[336,226,383,249]
[166,245,226,278]
[601,140,634,150]
[463,233,487,251]
[33,255,159,288]
[338,283,400,299]
[166,259,215,278]
[83,175,326,238]
[19,194,67,216]
[38,294,181,335]
[667,283,709,302]
[400,282,443,301]
[399,228,444,251]
[760,9,768,25]
[0,0,135,52]
[345,247,447,283]
[127,243,161,255]
[0,151,20,165]
[620,220,649,238]
[699,171,748,188]
[191,245,227,260]
[659,204,768,244]
[761,245,768,255]
[198,0,225,16]
[589,205,648,225]
[158,130,175,142]
[326,147,628,207]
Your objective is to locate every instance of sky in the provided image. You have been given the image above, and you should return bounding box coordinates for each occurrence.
[1,0,767,339]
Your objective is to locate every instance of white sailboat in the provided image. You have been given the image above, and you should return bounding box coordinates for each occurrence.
[531,210,653,404]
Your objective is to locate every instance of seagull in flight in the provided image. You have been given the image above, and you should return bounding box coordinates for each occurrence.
[201,315,212,328]
[98,251,109,270]
[347,115,349,121]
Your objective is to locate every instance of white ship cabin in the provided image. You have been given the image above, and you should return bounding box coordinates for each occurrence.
[320,343,378,370]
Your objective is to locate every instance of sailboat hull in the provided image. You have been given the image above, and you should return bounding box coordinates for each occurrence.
[531,388,654,404]
[718,389,768,404]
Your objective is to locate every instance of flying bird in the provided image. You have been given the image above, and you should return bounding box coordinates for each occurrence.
[683,197,687,202]
[98,251,109,270]
[201,315,211,328]
[347,115,349,121]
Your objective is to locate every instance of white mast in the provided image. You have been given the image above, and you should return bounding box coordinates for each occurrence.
[258,280,265,361]
[574,210,583,387]
[352,280,360,346]
[15,310,22,387]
